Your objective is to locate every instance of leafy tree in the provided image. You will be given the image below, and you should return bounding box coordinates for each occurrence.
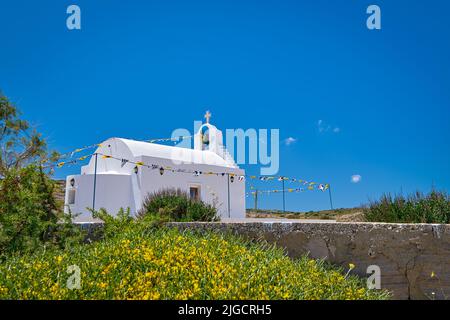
[0,92,81,255]
[0,166,55,253]
[0,91,57,177]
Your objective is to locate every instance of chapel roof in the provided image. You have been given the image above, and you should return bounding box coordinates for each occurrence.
[98,137,237,168]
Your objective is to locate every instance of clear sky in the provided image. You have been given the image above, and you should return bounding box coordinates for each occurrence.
[1,0,449,211]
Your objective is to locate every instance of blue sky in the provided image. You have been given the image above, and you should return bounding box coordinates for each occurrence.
[1,0,449,211]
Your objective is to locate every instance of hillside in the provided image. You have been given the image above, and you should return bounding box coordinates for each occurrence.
[246,208,365,221]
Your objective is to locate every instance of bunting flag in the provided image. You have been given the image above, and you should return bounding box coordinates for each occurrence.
[247,183,329,196]
[57,143,102,160]
[43,154,93,169]
[40,135,332,188]
[39,135,192,168]
[247,174,327,188]
[46,140,330,192]
[94,153,245,181]
[49,151,329,191]
[246,184,329,197]
[146,135,193,144]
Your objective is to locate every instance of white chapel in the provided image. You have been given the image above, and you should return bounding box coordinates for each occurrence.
[64,114,246,223]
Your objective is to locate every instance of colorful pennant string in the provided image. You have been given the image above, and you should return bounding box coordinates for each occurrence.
[57,144,101,160]
[146,135,193,143]
[48,152,329,191]
[40,136,193,167]
[246,175,327,188]
[43,132,329,193]
[246,183,329,196]
[43,154,94,169]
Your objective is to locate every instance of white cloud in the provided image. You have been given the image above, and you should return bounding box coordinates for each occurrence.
[317,120,340,134]
[351,175,362,183]
[284,137,297,146]
[317,120,326,133]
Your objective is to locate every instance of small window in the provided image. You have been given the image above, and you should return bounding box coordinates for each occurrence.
[68,189,76,205]
[189,186,200,202]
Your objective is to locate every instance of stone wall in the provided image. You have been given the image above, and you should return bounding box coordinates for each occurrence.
[167,221,450,300]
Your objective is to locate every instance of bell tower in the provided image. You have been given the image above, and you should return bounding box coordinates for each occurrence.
[194,111,224,154]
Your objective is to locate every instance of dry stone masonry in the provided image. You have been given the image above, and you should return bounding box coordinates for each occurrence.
[168,221,450,300]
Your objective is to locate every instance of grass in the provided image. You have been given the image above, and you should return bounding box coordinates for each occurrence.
[248,190,450,224]
[364,190,450,224]
[0,221,389,300]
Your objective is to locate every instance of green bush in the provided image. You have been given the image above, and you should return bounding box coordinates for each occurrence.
[91,207,135,240]
[186,201,218,221]
[0,165,83,256]
[364,190,450,223]
[137,188,219,222]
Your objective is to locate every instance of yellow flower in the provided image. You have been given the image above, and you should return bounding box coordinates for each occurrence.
[98,282,107,289]
[431,271,436,278]
[0,229,388,300]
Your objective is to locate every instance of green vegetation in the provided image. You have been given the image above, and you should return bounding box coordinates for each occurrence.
[0,91,58,176]
[364,190,450,224]
[137,188,219,222]
[0,92,81,256]
[0,165,82,255]
[0,212,389,300]
[248,190,450,224]
[0,89,424,300]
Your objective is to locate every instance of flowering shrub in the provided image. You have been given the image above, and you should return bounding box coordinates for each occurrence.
[137,188,219,222]
[0,220,389,300]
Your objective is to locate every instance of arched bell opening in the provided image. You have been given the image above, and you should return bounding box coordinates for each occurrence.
[200,125,210,151]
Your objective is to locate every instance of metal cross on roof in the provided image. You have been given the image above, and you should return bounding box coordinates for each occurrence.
[204,110,212,124]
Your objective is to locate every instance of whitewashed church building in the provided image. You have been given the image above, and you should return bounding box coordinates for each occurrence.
[64,115,246,222]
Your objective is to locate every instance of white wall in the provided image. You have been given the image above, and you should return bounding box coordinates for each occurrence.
[65,173,133,223]
[65,137,246,222]
[65,158,245,222]
[137,155,245,218]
